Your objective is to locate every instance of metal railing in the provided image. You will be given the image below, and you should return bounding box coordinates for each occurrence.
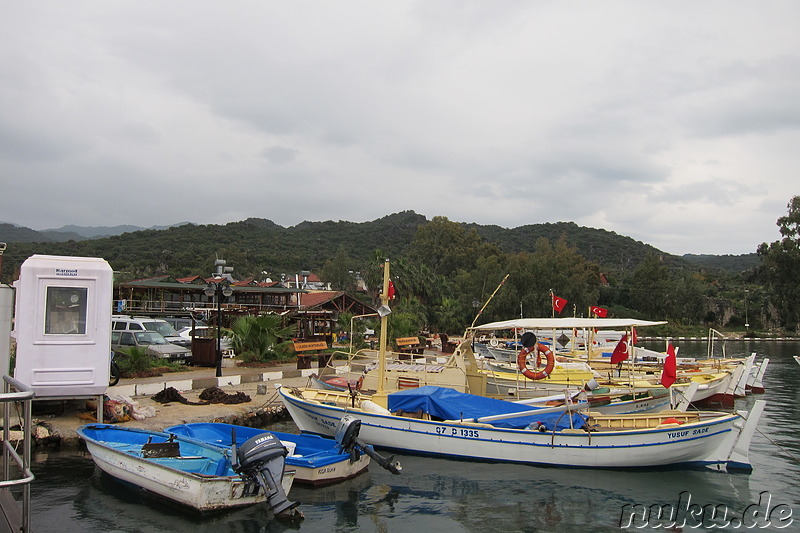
[115,300,301,316]
[1,376,34,533]
[707,328,729,359]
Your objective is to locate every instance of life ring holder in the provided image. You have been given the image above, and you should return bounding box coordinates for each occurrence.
[517,343,555,380]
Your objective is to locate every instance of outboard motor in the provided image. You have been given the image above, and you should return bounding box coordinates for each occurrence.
[335,415,402,475]
[231,431,300,519]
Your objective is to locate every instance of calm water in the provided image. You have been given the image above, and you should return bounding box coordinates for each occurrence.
[26,341,800,532]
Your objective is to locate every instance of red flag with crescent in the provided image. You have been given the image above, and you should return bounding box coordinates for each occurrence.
[610,333,629,364]
[552,294,567,314]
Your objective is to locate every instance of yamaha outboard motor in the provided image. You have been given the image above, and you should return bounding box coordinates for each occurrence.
[335,415,402,475]
[231,431,300,518]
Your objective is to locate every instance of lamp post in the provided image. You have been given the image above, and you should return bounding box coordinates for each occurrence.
[204,278,233,377]
[744,289,750,332]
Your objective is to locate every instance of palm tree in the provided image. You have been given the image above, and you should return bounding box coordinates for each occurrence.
[229,314,296,361]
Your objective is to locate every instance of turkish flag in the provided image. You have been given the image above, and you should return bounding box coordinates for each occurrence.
[590,306,608,318]
[552,294,568,314]
[387,280,397,300]
[661,343,678,388]
[610,333,629,364]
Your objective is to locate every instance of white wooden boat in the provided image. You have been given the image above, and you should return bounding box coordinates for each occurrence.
[77,424,300,517]
[278,384,764,471]
[286,262,765,472]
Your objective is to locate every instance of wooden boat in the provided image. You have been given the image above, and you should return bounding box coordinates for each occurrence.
[165,423,372,486]
[77,424,300,517]
[472,318,762,407]
[278,384,765,471]
[281,261,766,472]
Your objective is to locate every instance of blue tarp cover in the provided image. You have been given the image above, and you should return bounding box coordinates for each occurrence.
[387,386,587,430]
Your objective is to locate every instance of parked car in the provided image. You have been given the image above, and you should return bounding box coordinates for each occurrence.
[111,330,192,364]
[162,317,207,333]
[112,315,187,346]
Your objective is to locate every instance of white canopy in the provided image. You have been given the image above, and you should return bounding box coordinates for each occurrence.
[471,317,667,331]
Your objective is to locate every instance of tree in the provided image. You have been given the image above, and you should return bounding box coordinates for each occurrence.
[407,216,501,277]
[757,196,800,330]
[319,246,358,293]
[228,314,297,361]
[626,253,672,320]
[433,297,466,334]
[498,238,602,318]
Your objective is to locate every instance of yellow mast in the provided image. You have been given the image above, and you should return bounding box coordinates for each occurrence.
[371,259,391,408]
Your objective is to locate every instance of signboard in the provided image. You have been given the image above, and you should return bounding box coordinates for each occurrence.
[293,340,328,352]
[395,336,421,346]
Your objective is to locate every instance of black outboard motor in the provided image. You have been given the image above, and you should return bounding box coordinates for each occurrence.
[334,415,402,475]
[231,431,300,519]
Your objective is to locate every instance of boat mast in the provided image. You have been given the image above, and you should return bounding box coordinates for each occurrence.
[372,259,391,408]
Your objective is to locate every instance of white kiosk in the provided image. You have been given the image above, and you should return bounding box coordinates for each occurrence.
[13,255,112,418]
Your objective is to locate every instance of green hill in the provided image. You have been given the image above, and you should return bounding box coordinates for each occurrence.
[0,212,752,283]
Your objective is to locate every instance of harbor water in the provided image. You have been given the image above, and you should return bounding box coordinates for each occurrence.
[26,340,800,532]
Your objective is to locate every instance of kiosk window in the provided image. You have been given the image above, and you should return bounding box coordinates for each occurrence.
[45,287,88,335]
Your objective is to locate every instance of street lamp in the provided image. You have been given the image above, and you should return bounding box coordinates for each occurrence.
[204,278,233,377]
[744,289,750,331]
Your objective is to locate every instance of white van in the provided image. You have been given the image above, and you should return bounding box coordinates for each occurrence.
[111,315,187,347]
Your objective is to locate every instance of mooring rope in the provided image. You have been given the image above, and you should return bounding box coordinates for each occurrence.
[755,427,800,462]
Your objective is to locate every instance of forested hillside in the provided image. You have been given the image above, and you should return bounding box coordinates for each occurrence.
[1,210,781,335]
[0,212,427,282]
[0,212,696,283]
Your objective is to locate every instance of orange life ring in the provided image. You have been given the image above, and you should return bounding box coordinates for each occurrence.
[517,343,555,380]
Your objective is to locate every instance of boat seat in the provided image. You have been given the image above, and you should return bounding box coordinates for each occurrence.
[587,412,701,430]
[150,456,215,475]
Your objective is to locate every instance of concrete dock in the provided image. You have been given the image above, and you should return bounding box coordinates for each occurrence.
[25,359,322,448]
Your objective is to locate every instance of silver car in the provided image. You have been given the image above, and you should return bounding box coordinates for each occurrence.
[111,330,192,363]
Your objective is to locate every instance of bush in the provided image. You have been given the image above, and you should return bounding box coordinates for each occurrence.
[115,347,183,376]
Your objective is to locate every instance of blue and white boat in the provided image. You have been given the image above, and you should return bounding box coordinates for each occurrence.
[283,260,766,472]
[278,384,765,471]
[77,424,299,516]
[165,423,375,486]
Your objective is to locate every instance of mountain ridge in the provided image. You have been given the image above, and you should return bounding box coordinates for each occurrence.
[0,214,758,281]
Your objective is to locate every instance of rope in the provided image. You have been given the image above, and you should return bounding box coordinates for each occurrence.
[756,427,800,462]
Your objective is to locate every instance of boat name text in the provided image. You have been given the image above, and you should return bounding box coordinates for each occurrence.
[667,427,709,439]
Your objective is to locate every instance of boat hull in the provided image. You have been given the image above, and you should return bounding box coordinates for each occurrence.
[278,387,755,470]
[78,425,295,512]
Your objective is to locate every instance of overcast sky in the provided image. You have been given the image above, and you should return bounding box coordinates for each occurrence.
[2,2,798,256]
